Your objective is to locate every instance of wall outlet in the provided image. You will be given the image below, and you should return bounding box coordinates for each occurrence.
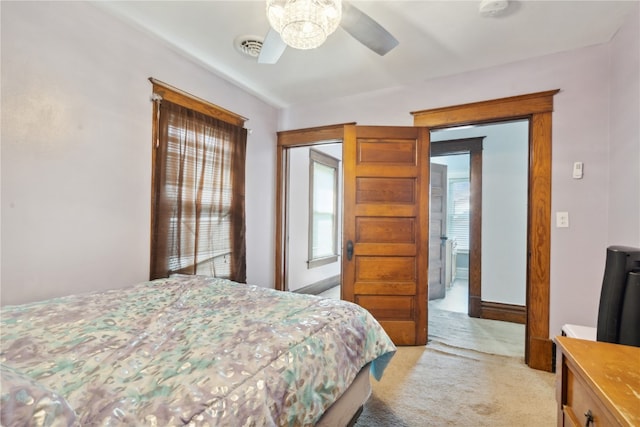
[556,212,569,228]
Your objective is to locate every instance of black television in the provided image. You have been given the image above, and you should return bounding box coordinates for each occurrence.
[596,245,640,347]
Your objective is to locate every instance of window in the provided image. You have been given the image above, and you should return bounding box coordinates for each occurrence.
[308,149,339,268]
[447,179,470,251]
[149,79,247,282]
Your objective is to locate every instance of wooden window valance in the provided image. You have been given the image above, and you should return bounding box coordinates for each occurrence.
[149,77,247,127]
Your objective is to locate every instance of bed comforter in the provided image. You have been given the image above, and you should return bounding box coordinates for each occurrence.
[0,275,395,426]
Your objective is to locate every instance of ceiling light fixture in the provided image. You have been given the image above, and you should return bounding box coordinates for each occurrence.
[266,0,342,50]
[478,0,509,17]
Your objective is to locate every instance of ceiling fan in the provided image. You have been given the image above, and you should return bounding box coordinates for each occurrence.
[258,0,399,64]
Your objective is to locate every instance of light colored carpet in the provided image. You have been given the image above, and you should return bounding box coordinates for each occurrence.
[355,308,556,426]
[429,307,525,358]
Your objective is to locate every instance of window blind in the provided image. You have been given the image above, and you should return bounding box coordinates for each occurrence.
[448,179,470,251]
[150,99,247,282]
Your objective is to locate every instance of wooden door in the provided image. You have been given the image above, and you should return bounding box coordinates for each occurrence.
[429,163,447,300]
[342,125,429,345]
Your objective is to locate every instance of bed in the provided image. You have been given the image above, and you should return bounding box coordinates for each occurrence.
[0,275,395,426]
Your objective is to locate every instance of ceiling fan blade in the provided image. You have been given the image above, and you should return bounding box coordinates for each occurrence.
[340,1,399,56]
[258,28,287,64]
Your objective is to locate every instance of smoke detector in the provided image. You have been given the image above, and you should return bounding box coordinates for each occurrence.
[234,36,264,58]
[479,0,509,17]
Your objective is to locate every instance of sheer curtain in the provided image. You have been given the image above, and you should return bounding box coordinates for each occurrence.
[150,100,247,282]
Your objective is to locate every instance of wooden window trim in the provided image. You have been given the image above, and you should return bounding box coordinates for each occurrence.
[149,78,247,127]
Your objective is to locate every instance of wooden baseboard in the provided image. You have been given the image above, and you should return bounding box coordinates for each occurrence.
[292,275,340,295]
[469,295,482,318]
[481,301,526,324]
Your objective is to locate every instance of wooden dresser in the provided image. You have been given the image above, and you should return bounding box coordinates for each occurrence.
[555,336,640,426]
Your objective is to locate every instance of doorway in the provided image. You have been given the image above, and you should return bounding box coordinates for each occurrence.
[412,89,558,371]
[285,144,342,294]
[276,125,430,345]
[428,122,529,361]
[429,153,469,312]
[275,123,348,292]
[428,137,484,318]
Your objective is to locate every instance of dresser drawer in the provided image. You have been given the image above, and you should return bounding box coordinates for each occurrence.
[561,405,579,427]
[564,365,618,426]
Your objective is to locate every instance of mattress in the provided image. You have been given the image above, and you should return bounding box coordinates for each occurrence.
[315,363,372,427]
[0,275,395,426]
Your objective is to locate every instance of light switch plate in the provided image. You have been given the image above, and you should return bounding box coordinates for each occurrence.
[572,162,583,179]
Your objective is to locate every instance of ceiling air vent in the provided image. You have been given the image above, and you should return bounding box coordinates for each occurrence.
[234,36,264,58]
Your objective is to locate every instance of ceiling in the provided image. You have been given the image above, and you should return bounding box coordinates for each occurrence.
[95,1,637,108]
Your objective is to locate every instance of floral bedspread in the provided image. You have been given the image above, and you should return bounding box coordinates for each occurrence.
[0,275,395,426]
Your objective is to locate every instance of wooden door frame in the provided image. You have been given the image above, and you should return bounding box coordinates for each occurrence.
[274,123,353,292]
[431,138,484,318]
[412,90,559,371]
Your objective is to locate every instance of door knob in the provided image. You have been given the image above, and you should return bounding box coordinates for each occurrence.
[346,240,354,261]
[584,409,594,427]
